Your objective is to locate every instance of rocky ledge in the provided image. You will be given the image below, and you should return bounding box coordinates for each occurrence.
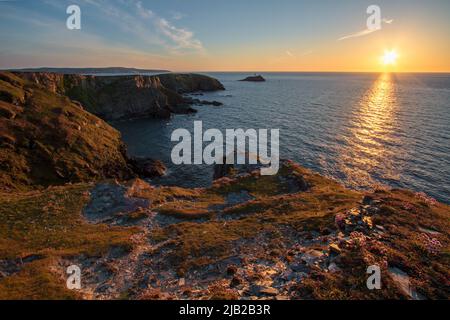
[0,160,448,300]
[13,72,225,121]
[0,71,165,191]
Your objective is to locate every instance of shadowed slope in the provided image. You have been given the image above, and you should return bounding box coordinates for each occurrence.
[0,72,134,191]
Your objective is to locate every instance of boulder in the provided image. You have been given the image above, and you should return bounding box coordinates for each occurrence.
[249,285,278,296]
[130,157,167,178]
[230,276,243,287]
[226,265,238,275]
[329,243,342,255]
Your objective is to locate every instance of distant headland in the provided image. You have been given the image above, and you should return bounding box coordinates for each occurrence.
[4,67,170,75]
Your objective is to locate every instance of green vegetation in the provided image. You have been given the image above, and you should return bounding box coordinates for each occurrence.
[0,72,133,192]
[0,184,137,299]
[149,162,362,273]
[296,189,450,299]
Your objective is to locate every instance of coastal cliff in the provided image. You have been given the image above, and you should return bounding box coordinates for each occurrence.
[0,71,448,301]
[0,72,136,191]
[14,72,224,121]
[0,71,225,191]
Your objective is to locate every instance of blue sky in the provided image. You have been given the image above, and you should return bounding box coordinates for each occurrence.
[1,0,449,71]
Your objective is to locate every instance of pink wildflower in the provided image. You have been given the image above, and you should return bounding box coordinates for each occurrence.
[415,192,438,206]
[418,233,442,255]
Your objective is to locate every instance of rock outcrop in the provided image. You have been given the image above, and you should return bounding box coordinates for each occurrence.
[157,73,224,93]
[240,75,266,82]
[129,157,167,178]
[0,71,225,190]
[13,72,225,121]
[0,72,139,191]
[1,159,448,300]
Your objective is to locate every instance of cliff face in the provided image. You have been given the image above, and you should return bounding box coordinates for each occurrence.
[0,72,135,191]
[0,71,224,191]
[14,72,224,121]
[157,73,225,93]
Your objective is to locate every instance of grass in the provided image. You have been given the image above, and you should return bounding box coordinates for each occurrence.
[0,74,25,105]
[0,184,137,259]
[294,189,450,299]
[0,184,138,299]
[0,257,80,300]
[149,161,362,274]
[129,181,226,219]
[158,217,269,274]
[145,161,449,299]
[0,160,448,299]
[0,71,133,191]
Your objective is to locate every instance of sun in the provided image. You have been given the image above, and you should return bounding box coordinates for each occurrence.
[382,49,398,66]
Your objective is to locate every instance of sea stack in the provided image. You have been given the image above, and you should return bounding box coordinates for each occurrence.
[239,75,266,82]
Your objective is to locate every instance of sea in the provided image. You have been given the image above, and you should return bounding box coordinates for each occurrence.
[114,72,450,204]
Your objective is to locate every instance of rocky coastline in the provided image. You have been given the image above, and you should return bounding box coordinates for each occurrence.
[0,71,223,191]
[0,70,448,300]
[15,72,224,120]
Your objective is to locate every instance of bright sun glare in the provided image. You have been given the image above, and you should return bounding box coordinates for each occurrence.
[382,50,399,66]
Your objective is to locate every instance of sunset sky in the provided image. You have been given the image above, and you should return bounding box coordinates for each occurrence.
[1,0,449,72]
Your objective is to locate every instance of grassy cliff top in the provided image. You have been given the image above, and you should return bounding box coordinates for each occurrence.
[0,160,448,300]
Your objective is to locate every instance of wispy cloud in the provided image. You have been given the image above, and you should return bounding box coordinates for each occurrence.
[301,50,313,56]
[286,50,295,57]
[337,28,377,41]
[135,1,204,53]
[155,18,203,51]
[337,19,394,41]
[47,0,204,54]
[285,49,313,58]
[0,0,205,69]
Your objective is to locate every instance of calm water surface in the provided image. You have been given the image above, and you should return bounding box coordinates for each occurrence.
[115,72,450,204]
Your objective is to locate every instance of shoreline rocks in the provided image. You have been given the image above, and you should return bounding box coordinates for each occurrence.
[129,157,167,178]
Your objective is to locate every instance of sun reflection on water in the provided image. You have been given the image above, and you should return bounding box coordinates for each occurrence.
[338,73,401,189]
